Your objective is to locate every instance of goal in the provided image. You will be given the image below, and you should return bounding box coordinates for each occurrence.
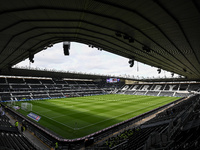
[7,100,16,107]
[21,102,32,112]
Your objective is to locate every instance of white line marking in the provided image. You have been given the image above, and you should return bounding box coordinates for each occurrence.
[51,114,66,119]
[32,110,74,129]
[31,96,175,131]
[37,110,51,113]
[78,98,173,130]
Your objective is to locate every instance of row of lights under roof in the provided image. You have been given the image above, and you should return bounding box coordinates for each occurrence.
[115,31,151,53]
[88,45,103,51]
[115,31,189,77]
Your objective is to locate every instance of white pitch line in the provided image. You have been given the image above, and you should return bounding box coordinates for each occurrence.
[78,98,173,130]
[63,109,90,117]
[32,97,175,131]
[37,110,51,113]
[78,109,141,130]
[51,114,66,119]
[32,111,74,130]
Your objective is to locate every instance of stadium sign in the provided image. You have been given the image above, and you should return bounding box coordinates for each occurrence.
[13,106,20,110]
[27,112,41,122]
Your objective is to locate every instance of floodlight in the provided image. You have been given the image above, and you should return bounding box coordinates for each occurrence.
[63,41,70,56]
[128,58,134,67]
[171,72,174,77]
[29,53,34,63]
[157,68,161,74]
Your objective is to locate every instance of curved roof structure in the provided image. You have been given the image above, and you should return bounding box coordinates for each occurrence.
[1,0,200,80]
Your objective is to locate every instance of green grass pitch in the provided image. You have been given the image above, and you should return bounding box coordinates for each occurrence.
[15,94,179,139]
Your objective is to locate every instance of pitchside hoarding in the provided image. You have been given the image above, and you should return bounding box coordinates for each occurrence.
[27,112,41,122]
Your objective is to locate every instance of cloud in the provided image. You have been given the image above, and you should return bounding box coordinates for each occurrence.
[16,42,177,78]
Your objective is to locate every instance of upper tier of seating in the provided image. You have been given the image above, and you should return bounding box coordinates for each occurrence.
[117,82,200,97]
[1,76,200,101]
[0,77,107,101]
[120,83,200,92]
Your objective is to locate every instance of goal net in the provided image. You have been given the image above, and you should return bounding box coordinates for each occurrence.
[21,102,32,112]
[7,100,16,107]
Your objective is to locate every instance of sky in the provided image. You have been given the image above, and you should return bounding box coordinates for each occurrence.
[15,42,179,79]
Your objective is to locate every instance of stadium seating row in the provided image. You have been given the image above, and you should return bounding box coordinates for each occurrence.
[0,77,94,85]
[0,114,37,150]
[2,76,199,102]
[120,83,200,91]
[117,82,200,97]
[97,95,200,150]
[0,77,107,101]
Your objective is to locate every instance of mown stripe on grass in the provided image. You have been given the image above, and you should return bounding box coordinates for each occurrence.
[32,110,74,129]
[15,94,179,139]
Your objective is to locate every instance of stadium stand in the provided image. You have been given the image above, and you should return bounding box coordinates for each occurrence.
[135,91,147,95]
[96,95,200,150]
[146,91,160,96]
[159,91,174,97]
[0,85,10,92]
[118,82,200,97]
[98,80,124,94]
[25,79,41,84]
[0,110,38,150]
[0,77,109,101]
[7,78,25,84]
[1,76,200,149]
[188,83,200,92]
[10,85,30,90]
[40,79,54,85]
[1,77,199,104]
[0,92,11,101]
[0,78,6,83]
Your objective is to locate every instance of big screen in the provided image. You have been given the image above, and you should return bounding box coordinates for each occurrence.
[106,78,120,83]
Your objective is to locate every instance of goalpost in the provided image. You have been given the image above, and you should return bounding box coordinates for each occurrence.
[7,100,15,107]
[21,102,32,112]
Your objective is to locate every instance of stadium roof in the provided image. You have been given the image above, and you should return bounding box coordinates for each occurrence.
[1,67,193,82]
[0,67,126,80]
[1,0,200,80]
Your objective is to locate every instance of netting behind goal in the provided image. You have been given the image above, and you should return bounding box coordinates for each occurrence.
[21,102,32,112]
[7,100,16,107]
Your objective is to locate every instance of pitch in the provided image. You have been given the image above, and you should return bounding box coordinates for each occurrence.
[15,94,179,139]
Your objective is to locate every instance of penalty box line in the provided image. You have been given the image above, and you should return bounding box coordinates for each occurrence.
[32,110,74,130]
[32,98,174,131]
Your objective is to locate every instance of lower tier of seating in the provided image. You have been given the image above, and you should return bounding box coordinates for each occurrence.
[0,114,37,150]
[0,132,37,150]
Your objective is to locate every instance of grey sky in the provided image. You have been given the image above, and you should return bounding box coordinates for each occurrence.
[15,42,178,78]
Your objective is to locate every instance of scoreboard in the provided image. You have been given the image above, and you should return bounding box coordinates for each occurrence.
[106,78,120,83]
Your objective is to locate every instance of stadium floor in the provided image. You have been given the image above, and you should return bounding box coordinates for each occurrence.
[5,95,185,149]
[5,103,161,150]
[15,94,179,139]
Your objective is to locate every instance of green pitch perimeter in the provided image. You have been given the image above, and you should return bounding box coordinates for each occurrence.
[15,94,179,139]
